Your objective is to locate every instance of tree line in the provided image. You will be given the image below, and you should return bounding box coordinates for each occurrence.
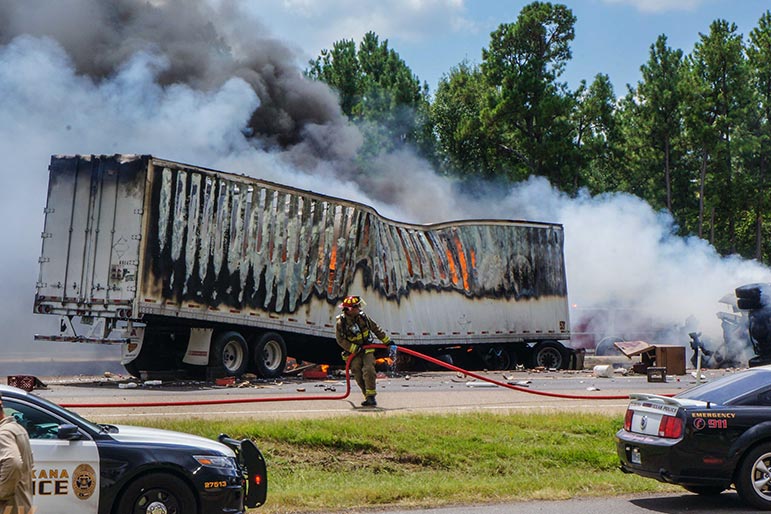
[305,2,771,264]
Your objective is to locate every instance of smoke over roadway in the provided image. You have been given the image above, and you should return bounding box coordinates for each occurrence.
[0,0,768,373]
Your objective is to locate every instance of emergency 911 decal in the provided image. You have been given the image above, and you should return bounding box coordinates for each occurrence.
[691,412,734,430]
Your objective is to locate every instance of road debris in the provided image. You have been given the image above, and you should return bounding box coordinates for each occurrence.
[465,381,497,388]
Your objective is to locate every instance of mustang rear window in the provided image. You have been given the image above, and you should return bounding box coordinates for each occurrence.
[676,369,771,404]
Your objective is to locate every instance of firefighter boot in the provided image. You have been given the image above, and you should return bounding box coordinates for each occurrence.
[361,395,377,407]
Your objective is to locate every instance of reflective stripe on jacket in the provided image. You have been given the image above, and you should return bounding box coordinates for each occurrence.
[335,312,391,354]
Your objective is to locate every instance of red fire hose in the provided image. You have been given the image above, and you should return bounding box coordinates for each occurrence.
[60,344,640,408]
[390,345,635,400]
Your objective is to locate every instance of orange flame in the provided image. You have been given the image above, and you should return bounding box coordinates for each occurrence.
[327,245,337,294]
[454,234,469,291]
[399,232,414,276]
[445,248,459,286]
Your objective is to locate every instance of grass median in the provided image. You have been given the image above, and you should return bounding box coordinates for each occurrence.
[124,412,678,513]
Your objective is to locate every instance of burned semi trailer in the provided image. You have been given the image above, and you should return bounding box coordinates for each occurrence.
[34,154,573,378]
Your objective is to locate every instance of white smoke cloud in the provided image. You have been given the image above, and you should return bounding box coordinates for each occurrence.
[0,36,257,367]
[484,178,771,363]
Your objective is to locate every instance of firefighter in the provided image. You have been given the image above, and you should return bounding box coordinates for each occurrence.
[335,296,394,407]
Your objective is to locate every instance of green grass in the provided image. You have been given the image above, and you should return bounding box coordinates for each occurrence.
[110,412,678,513]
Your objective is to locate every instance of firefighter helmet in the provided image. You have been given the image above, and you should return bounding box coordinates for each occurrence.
[340,295,366,310]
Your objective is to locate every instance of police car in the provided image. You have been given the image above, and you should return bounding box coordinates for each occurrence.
[1,385,267,514]
[616,365,771,510]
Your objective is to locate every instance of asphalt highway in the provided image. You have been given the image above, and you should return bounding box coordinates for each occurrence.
[14,364,732,421]
[357,491,757,514]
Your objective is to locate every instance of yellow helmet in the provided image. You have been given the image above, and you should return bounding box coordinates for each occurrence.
[339,295,366,310]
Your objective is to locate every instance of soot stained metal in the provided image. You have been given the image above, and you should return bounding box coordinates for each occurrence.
[147,161,567,314]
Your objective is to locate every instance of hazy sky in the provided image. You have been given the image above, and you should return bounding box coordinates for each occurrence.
[250,0,771,95]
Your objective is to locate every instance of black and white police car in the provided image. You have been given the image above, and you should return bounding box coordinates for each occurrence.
[1,384,267,514]
[617,365,771,510]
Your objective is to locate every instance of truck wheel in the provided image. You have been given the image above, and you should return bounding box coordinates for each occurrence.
[211,331,249,376]
[736,442,771,509]
[531,341,567,369]
[117,472,196,514]
[253,332,287,378]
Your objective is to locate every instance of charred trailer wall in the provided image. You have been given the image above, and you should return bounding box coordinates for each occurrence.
[141,157,569,345]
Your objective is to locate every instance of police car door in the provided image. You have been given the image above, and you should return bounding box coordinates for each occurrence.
[4,397,100,514]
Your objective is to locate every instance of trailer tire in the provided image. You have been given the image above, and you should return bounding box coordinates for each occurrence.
[253,332,287,378]
[211,331,249,376]
[531,341,567,369]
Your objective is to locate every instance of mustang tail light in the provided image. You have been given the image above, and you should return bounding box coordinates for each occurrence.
[658,415,683,438]
[624,409,634,431]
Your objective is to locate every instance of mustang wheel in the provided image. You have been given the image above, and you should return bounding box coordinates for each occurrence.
[117,473,196,514]
[737,443,771,510]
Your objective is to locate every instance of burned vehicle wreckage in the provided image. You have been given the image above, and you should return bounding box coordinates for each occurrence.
[735,283,771,367]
